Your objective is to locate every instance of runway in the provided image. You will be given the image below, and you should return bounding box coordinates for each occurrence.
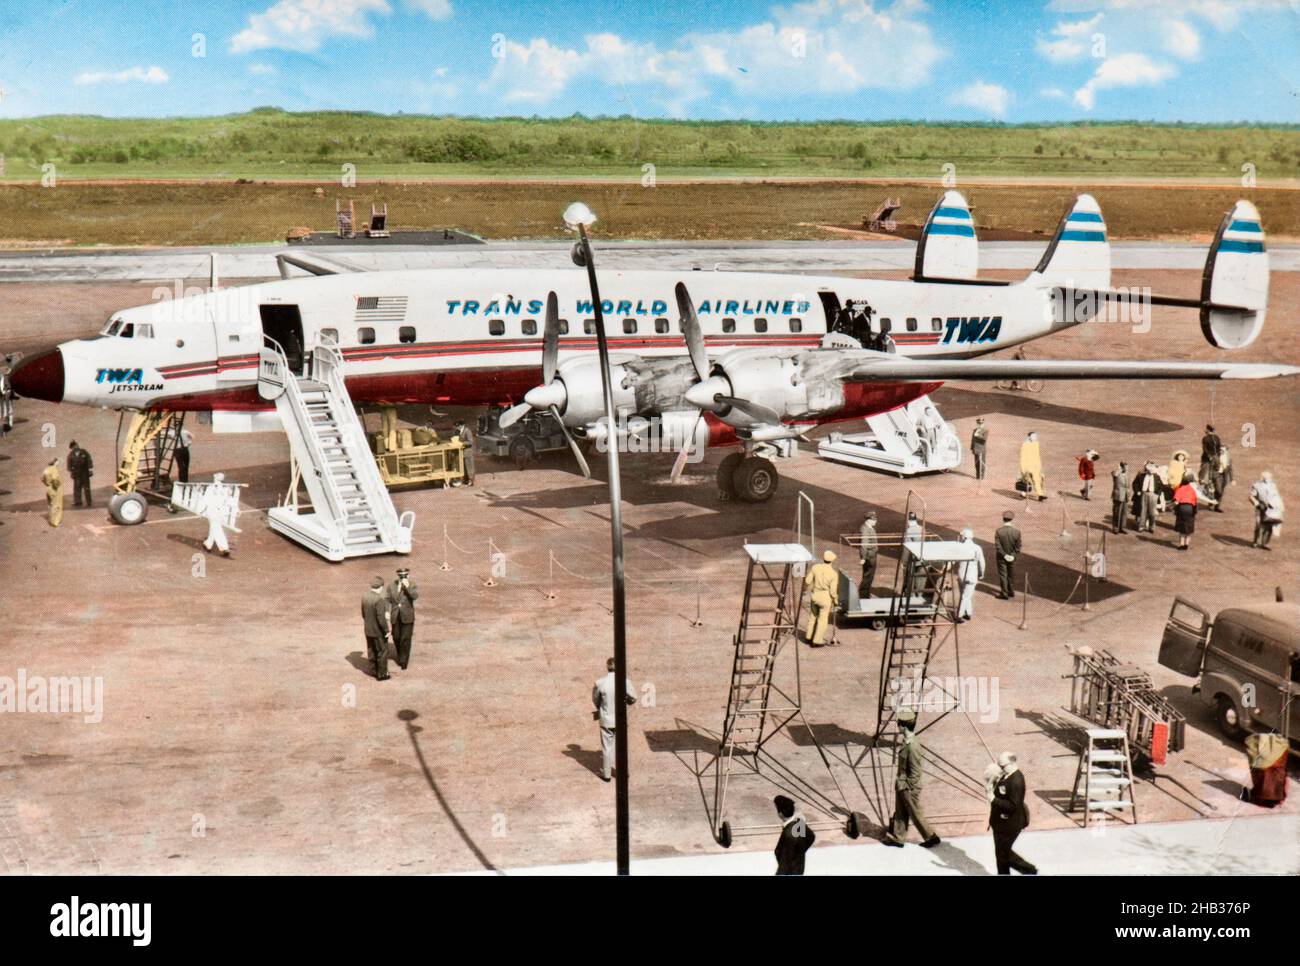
[2,240,1298,283]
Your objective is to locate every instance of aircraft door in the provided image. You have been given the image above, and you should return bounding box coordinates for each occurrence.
[260,304,305,373]
[818,292,842,332]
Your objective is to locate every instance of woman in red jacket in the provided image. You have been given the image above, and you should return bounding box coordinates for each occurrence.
[1076,449,1099,501]
[1173,480,1199,550]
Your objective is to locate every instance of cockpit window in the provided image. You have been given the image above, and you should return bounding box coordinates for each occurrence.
[135,323,153,339]
[103,318,123,336]
[118,323,135,338]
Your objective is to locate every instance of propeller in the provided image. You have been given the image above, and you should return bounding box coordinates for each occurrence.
[499,292,590,478]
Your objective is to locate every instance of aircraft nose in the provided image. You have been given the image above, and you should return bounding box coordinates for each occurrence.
[9,348,64,402]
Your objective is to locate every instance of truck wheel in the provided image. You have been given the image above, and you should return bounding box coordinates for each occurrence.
[733,456,778,503]
[716,452,743,499]
[109,492,148,526]
[509,437,535,469]
[869,617,887,631]
[1215,695,1247,740]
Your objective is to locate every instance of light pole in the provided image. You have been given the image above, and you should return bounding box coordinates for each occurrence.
[564,202,630,876]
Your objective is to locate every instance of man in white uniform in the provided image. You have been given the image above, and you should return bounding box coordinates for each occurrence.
[202,472,232,557]
[591,657,636,783]
[956,528,985,621]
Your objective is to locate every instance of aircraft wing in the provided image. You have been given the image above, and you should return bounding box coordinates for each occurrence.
[845,358,1300,382]
[276,252,367,277]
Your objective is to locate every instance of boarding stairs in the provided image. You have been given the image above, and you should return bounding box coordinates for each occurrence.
[1069,728,1137,827]
[817,395,962,476]
[260,340,414,562]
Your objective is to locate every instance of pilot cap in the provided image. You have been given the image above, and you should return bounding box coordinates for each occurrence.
[823,550,837,563]
[1002,511,1015,522]
[897,709,918,727]
[396,567,410,576]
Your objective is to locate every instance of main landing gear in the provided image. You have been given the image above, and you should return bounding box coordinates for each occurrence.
[716,442,791,503]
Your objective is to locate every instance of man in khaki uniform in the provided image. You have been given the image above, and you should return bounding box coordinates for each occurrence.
[41,459,63,527]
[883,709,940,848]
[803,550,840,646]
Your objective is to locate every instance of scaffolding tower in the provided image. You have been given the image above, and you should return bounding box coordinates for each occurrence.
[709,541,858,847]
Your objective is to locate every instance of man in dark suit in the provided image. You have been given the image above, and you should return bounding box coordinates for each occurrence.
[994,511,1021,599]
[66,440,94,508]
[990,751,1038,875]
[773,794,816,875]
[387,567,419,670]
[361,576,392,681]
[883,709,939,848]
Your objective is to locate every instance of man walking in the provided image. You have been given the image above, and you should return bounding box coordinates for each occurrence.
[66,440,93,508]
[773,795,815,875]
[201,472,233,557]
[994,511,1021,599]
[883,709,939,848]
[969,417,988,481]
[1111,461,1128,534]
[362,576,392,681]
[858,511,879,600]
[989,751,1037,875]
[1199,424,1222,484]
[803,550,840,646]
[1136,462,1159,533]
[387,567,419,670]
[41,458,63,528]
[454,419,476,486]
[592,656,635,782]
[1250,471,1284,550]
[956,528,984,622]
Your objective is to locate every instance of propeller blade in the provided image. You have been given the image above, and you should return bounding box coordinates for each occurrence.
[498,402,531,430]
[551,405,590,479]
[674,282,710,382]
[543,291,560,386]
[670,411,704,483]
[715,395,784,425]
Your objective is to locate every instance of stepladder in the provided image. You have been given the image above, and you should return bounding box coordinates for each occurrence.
[1069,728,1137,827]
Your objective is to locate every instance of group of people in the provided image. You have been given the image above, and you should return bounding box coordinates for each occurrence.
[833,300,895,354]
[360,567,421,681]
[775,710,1036,876]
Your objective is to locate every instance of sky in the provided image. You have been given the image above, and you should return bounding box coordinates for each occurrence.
[0,0,1297,122]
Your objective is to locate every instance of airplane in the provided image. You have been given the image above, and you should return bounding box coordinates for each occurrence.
[8,192,1296,513]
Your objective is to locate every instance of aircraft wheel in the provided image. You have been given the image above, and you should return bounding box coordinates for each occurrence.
[717,820,733,848]
[509,437,535,469]
[109,492,148,526]
[733,456,778,503]
[716,452,743,498]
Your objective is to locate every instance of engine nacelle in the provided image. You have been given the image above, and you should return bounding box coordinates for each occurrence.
[553,357,637,428]
[716,349,843,424]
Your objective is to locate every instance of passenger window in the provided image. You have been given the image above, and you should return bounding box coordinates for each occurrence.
[722,318,736,333]
[584,319,596,335]
[754,317,768,333]
[789,318,802,333]
[398,325,416,344]
[319,328,339,345]
[931,317,943,332]
[521,319,537,336]
[558,319,569,335]
[654,318,669,334]
[623,318,637,335]
[880,318,891,331]
[907,319,919,332]
[358,327,376,345]
[488,319,505,337]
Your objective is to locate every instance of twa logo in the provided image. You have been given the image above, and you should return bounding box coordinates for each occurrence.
[95,368,143,385]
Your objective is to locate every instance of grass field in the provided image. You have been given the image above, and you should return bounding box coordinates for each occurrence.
[3,179,1298,247]
[1,110,1298,182]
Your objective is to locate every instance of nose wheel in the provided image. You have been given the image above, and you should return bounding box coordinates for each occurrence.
[717,452,779,503]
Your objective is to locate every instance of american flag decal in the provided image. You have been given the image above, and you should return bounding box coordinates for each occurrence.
[355,296,408,323]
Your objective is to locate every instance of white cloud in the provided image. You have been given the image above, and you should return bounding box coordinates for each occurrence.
[405,0,452,20]
[1073,51,1175,109]
[1040,86,1069,99]
[75,66,170,86]
[230,0,392,54]
[1035,13,1102,62]
[484,1,944,109]
[1162,18,1200,59]
[1047,1,1289,33]
[950,81,1010,119]
[249,63,277,75]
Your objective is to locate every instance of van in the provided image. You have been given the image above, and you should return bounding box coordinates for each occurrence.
[1158,599,1300,741]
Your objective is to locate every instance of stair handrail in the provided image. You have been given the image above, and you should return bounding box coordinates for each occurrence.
[311,342,403,546]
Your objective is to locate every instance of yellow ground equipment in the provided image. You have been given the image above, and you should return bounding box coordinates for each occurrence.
[366,407,466,489]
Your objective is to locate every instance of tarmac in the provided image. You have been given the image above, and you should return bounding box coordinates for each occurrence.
[0,249,1296,875]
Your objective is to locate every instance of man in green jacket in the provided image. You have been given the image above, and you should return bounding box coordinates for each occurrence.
[883,709,940,848]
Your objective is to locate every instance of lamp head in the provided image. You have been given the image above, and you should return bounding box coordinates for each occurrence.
[562,202,597,228]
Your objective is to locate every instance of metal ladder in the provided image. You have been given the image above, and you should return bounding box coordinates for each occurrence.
[711,543,855,847]
[263,340,414,561]
[1069,728,1137,827]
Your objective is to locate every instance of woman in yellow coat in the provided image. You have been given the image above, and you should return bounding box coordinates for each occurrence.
[1167,450,1189,489]
[40,459,63,527]
[1019,432,1045,500]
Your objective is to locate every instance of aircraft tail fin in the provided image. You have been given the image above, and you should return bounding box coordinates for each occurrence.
[1200,200,1268,348]
[913,190,978,281]
[1030,193,1110,290]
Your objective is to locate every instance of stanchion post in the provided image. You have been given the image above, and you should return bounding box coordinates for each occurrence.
[439,524,452,572]
[544,550,557,600]
[690,576,704,628]
[1018,573,1029,630]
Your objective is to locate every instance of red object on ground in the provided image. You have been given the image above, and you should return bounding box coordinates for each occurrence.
[1150,722,1169,766]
